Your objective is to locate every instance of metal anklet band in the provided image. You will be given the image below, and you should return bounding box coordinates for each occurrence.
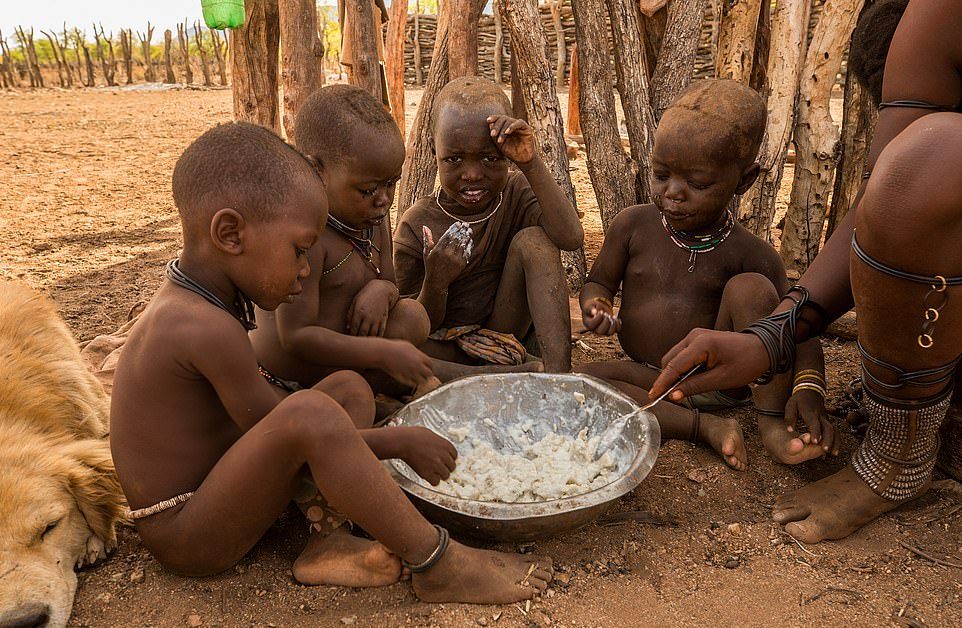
[852,389,951,501]
[403,524,450,573]
[742,286,814,385]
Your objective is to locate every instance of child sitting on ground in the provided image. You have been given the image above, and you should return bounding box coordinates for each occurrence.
[109,121,551,601]
[394,77,584,373]
[578,80,835,469]
[251,85,439,396]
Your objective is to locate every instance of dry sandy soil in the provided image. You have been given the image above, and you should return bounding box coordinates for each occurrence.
[1,86,961,628]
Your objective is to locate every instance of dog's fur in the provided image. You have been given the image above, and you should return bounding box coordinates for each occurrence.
[0,282,125,628]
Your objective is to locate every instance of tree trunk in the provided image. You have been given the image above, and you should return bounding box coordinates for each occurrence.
[413,2,423,86]
[231,0,281,133]
[42,31,68,87]
[640,6,668,82]
[138,24,156,83]
[177,23,194,85]
[280,0,325,139]
[384,0,407,135]
[19,27,44,88]
[716,0,763,83]
[210,28,230,86]
[608,0,656,204]
[447,0,480,79]
[550,0,566,88]
[510,52,527,120]
[571,0,636,231]
[826,52,877,240]
[195,23,213,87]
[566,43,581,135]
[73,30,95,87]
[93,25,117,87]
[0,31,19,87]
[498,0,585,292]
[737,0,810,238]
[651,0,707,119]
[345,0,382,102]
[119,29,134,84]
[749,0,771,91]
[163,30,177,83]
[780,0,865,274]
[492,3,504,84]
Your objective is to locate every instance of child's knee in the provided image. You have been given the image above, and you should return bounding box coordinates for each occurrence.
[387,298,431,345]
[274,390,356,441]
[507,227,561,267]
[722,272,779,314]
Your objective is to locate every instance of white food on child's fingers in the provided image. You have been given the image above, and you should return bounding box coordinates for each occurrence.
[436,428,617,503]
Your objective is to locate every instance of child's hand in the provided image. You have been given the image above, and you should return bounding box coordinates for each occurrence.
[582,298,621,336]
[487,115,536,166]
[395,426,458,486]
[379,340,435,388]
[423,223,471,288]
[348,280,395,337]
[784,389,838,456]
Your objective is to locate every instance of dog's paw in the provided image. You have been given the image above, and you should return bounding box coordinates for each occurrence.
[76,534,108,568]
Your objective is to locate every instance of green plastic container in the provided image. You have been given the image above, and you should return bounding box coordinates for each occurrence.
[201,0,246,30]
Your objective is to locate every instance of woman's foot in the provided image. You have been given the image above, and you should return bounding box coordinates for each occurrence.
[758,414,826,464]
[412,540,553,604]
[292,527,402,587]
[697,412,748,471]
[772,465,922,543]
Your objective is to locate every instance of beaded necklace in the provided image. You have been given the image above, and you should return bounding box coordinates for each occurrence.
[434,187,504,226]
[661,210,734,273]
[325,214,381,278]
[165,259,257,330]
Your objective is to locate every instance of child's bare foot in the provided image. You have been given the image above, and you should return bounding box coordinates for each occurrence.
[293,527,402,587]
[757,415,825,464]
[430,358,543,382]
[412,540,553,604]
[771,465,919,543]
[697,412,747,470]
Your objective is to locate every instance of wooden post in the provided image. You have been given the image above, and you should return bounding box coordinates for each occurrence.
[640,5,668,82]
[492,2,504,84]
[716,0,763,83]
[163,30,177,83]
[608,0,656,204]
[498,0,585,291]
[384,0,407,135]
[280,0,324,139]
[231,0,281,133]
[448,0,480,79]
[177,23,194,85]
[0,30,19,88]
[93,25,117,86]
[510,52,527,121]
[41,30,68,87]
[194,22,213,87]
[74,29,96,87]
[119,29,134,84]
[750,0,771,91]
[737,0,810,238]
[566,43,581,136]
[210,28,230,86]
[138,23,156,82]
[779,0,865,274]
[651,0,707,119]
[413,1,423,86]
[549,0,566,88]
[345,0,382,101]
[16,27,44,88]
[826,67,877,240]
[570,0,636,230]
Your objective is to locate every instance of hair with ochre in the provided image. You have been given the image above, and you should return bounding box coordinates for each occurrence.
[849,0,909,105]
[660,79,767,168]
[431,76,512,136]
[172,121,320,232]
[294,84,402,166]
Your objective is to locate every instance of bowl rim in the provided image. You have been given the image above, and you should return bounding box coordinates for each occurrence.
[385,372,662,522]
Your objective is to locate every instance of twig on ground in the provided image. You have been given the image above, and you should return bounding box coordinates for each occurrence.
[598,510,679,527]
[898,539,962,568]
[920,502,962,525]
[804,586,864,605]
[787,533,820,557]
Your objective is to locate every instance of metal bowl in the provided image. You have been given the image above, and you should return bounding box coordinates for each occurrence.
[386,373,660,541]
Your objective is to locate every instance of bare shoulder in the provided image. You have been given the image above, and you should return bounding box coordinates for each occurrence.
[609,204,658,241]
[728,223,787,283]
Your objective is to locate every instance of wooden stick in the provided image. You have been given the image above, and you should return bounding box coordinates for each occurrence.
[899,539,962,569]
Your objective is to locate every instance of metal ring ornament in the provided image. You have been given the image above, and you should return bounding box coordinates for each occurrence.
[918,333,934,349]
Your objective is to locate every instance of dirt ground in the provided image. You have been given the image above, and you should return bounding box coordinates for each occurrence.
[1,86,961,628]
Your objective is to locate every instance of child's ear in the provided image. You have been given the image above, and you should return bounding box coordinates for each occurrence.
[736,162,761,194]
[210,208,246,255]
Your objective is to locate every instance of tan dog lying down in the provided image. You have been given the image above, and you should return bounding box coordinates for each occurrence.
[0,282,125,628]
